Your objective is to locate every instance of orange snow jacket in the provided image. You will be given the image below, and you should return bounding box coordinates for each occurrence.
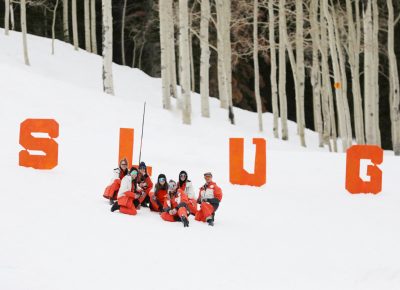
[198,181,223,202]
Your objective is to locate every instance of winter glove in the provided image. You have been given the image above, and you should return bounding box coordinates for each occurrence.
[169,209,177,215]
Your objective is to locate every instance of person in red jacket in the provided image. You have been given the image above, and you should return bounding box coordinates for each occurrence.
[195,172,223,226]
[111,167,144,215]
[177,170,197,215]
[160,180,190,227]
[103,158,129,204]
[137,162,153,207]
[149,174,169,212]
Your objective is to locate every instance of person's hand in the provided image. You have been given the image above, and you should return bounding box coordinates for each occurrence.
[169,209,177,215]
[135,193,140,199]
[151,195,157,201]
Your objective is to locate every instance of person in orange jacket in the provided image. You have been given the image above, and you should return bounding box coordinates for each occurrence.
[137,162,153,207]
[103,158,129,204]
[160,180,190,227]
[110,167,144,215]
[177,170,197,215]
[149,174,169,212]
[195,172,223,226]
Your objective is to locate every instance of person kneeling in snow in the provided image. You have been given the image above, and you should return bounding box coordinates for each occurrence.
[160,180,190,227]
[195,172,223,226]
[177,170,197,215]
[149,174,169,212]
[137,162,153,207]
[111,167,144,215]
[103,158,129,204]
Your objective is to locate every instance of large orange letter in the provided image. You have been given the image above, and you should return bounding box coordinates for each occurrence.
[118,128,152,176]
[119,128,134,167]
[345,145,383,194]
[229,138,266,186]
[19,119,59,170]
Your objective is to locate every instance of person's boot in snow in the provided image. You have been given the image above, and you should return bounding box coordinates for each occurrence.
[181,216,189,227]
[111,202,120,212]
[206,217,214,226]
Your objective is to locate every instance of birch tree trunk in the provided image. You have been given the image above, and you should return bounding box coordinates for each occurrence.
[160,0,171,109]
[84,0,92,52]
[253,0,263,132]
[21,0,30,66]
[268,0,279,138]
[296,1,306,147]
[179,0,191,124]
[278,0,288,140]
[363,0,377,145]
[216,1,228,109]
[72,0,79,50]
[310,0,323,147]
[189,5,195,92]
[52,0,60,55]
[372,0,381,146]
[200,0,210,118]
[62,0,70,42]
[121,0,127,65]
[387,0,400,155]
[323,0,349,152]
[91,0,97,54]
[5,0,10,35]
[10,2,14,30]
[167,0,178,99]
[346,0,365,144]
[102,0,114,95]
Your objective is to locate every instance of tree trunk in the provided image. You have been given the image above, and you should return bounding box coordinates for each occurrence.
[216,1,228,109]
[278,0,288,140]
[179,0,191,124]
[102,0,114,95]
[91,0,97,54]
[10,2,14,30]
[21,0,30,66]
[84,0,91,52]
[387,0,400,155]
[310,0,323,147]
[72,0,79,50]
[200,0,210,118]
[121,0,127,65]
[63,0,70,42]
[52,0,60,55]
[269,0,279,138]
[296,1,306,147]
[167,0,177,99]
[372,0,381,146]
[5,0,10,35]
[253,0,263,132]
[160,0,171,109]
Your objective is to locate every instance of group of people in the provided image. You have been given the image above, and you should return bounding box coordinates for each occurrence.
[103,158,223,227]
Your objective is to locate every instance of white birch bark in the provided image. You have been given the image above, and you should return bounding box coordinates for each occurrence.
[323,0,349,151]
[121,0,127,65]
[160,0,171,109]
[52,0,60,55]
[102,0,114,95]
[167,0,177,99]
[310,0,323,147]
[72,0,79,50]
[387,0,400,155]
[278,0,288,140]
[62,0,70,42]
[5,0,10,35]
[10,2,14,30]
[372,0,381,146]
[21,0,30,66]
[189,4,195,92]
[296,1,306,147]
[346,0,364,144]
[216,1,228,109]
[91,0,97,54]
[253,0,263,131]
[179,0,191,124]
[84,0,92,52]
[268,0,279,138]
[200,0,210,117]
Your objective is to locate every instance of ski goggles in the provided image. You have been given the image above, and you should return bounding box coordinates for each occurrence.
[159,177,166,182]
[130,171,138,177]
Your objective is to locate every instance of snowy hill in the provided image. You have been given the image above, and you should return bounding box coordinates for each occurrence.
[1,30,400,290]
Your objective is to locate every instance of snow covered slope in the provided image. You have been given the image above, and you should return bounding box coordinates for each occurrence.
[1,30,400,290]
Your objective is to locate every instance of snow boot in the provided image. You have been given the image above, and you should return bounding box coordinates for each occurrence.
[206,218,214,227]
[111,202,120,212]
[181,216,189,227]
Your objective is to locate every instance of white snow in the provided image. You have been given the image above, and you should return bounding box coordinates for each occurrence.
[1,30,400,290]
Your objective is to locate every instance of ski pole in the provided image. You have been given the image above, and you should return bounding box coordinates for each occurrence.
[138,101,146,164]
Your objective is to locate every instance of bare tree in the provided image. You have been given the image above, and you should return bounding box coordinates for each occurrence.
[51,0,60,55]
[253,0,263,131]
[21,0,30,65]
[160,0,172,109]
[91,0,97,53]
[62,0,69,42]
[72,0,79,50]
[200,0,211,117]
[84,0,91,51]
[5,0,10,35]
[278,0,288,140]
[121,0,127,65]
[296,1,306,146]
[102,0,114,95]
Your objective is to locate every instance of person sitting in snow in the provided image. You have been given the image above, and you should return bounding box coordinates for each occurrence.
[160,180,190,227]
[148,174,169,212]
[195,172,223,226]
[103,158,129,204]
[137,162,153,207]
[111,167,144,215]
[177,170,197,215]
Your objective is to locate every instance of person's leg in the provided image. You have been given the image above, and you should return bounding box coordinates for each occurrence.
[161,212,176,222]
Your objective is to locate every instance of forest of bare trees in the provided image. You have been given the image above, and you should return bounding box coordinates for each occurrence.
[1,0,400,155]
